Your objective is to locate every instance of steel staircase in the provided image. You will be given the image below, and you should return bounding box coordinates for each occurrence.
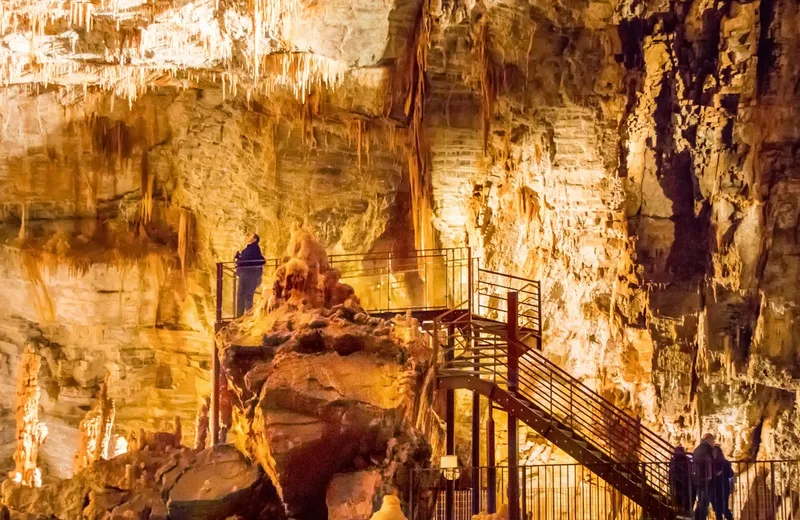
[214,248,677,518]
[430,300,677,519]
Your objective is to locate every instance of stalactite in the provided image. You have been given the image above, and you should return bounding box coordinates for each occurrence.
[17,203,27,240]
[474,13,503,156]
[11,347,48,487]
[406,0,436,253]
[344,118,368,171]
[194,396,210,450]
[140,155,154,225]
[257,52,347,103]
[299,90,320,148]
[250,0,300,80]
[177,209,191,275]
[73,373,115,474]
[21,253,56,321]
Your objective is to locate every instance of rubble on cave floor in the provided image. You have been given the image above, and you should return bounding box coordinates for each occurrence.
[1,439,282,520]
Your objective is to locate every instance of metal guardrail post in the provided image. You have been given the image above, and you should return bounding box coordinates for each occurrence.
[432,320,440,369]
[537,281,542,336]
[445,324,455,520]
[508,412,520,520]
[212,263,223,447]
[467,248,474,315]
[472,327,481,516]
[507,291,519,394]
[486,403,496,514]
[506,290,521,520]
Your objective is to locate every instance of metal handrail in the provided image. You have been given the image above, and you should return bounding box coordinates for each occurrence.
[412,460,800,520]
[215,247,475,322]
[475,268,542,337]
[433,313,676,502]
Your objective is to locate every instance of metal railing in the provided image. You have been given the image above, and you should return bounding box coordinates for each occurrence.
[211,248,543,448]
[432,299,675,509]
[328,248,472,315]
[476,269,542,338]
[214,248,477,323]
[214,249,544,339]
[215,260,281,323]
[414,461,800,520]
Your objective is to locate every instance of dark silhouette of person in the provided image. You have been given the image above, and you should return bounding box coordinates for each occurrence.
[669,445,694,514]
[235,233,266,316]
[693,433,716,520]
[711,445,734,520]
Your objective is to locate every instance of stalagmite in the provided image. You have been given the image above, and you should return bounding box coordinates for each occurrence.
[194,397,210,450]
[73,373,116,474]
[369,495,408,520]
[173,415,182,445]
[11,348,48,487]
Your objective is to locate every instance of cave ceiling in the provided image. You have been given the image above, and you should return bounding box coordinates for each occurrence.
[0,0,422,101]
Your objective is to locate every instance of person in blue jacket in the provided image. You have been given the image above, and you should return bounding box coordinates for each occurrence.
[235,233,266,316]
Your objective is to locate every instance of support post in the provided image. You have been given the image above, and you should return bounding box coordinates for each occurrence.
[521,465,527,520]
[445,324,455,520]
[508,413,519,520]
[211,335,220,446]
[487,402,496,514]
[507,291,519,393]
[471,330,481,515]
[467,247,473,314]
[212,263,223,446]
[507,291,519,520]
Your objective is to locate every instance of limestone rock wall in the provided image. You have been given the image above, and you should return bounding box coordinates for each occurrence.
[424,0,800,462]
[1,0,799,484]
[0,86,408,479]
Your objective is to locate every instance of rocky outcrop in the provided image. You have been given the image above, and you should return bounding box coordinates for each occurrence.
[218,233,441,519]
[0,440,281,520]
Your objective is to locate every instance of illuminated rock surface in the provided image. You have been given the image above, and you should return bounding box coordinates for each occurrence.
[1,441,281,520]
[0,0,799,502]
[218,232,441,519]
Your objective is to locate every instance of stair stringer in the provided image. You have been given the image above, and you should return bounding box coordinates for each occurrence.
[437,374,676,519]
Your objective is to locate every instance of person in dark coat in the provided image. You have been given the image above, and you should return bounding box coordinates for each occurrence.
[711,445,734,520]
[669,445,694,514]
[693,433,716,520]
[235,233,266,316]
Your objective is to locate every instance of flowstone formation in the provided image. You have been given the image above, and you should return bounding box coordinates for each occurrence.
[217,231,441,519]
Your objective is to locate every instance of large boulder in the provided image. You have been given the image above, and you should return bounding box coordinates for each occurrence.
[326,470,383,520]
[168,444,282,520]
[218,231,442,519]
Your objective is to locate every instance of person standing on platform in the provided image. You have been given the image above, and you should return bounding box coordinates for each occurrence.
[670,445,694,514]
[711,445,734,520]
[693,433,716,520]
[235,233,266,316]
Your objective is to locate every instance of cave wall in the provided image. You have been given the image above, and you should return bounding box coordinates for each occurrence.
[0,85,408,478]
[0,0,799,480]
[423,0,799,461]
